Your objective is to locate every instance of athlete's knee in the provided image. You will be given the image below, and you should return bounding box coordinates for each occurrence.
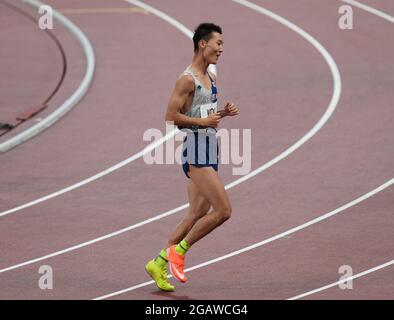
[221,203,232,222]
[214,203,231,223]
[191,201,211,219]
[189,211,204,223]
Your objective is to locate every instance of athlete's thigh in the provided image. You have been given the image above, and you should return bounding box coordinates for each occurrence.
[188,166,230,210]
[187,179,211,216]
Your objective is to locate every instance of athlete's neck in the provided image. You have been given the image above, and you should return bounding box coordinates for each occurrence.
[190,54,209,76]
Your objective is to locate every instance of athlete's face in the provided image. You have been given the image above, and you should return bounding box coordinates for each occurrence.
[201,32,224,64]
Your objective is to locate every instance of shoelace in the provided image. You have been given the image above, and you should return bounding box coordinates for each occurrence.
[161,266,169,280]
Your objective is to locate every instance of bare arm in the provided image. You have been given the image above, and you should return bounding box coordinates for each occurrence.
[165,75,203,127]
[165,74,224,128]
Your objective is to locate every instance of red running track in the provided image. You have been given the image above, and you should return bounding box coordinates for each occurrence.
[0,0,393,299]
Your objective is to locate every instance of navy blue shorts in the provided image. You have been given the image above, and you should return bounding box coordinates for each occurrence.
[181,130,219,179]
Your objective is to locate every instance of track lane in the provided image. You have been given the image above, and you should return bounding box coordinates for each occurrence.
[99,185,393,300]
[1,0,393,299]
[0,0,335,268]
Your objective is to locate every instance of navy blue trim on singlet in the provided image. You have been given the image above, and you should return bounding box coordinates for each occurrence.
[179,71,220,178]
[177,70,218,131]
[207,72,218,102]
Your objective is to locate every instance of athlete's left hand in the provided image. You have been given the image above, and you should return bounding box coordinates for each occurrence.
[224,102,240,116]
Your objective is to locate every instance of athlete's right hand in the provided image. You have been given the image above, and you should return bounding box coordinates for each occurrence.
[200,113,221,128]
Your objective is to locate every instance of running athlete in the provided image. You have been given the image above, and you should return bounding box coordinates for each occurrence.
[145,23,239,291]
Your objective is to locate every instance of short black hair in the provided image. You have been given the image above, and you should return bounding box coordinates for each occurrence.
[192,23,222,52]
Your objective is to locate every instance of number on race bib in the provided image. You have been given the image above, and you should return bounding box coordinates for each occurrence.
[200,102,217,118]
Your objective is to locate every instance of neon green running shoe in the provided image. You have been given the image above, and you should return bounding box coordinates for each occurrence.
[145,260,175,291]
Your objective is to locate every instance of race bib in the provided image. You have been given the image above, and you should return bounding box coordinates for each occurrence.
[200,102,217,118]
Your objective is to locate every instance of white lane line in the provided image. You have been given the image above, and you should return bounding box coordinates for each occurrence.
[125,0,192,37]
[0,129,177,218]
[0,0,213,219]
[288,259,394,300]
[0,0,342,273]
[94,0,393,301]
[123,0,217,76]
[227,0,342,188]
[0,0,95,153]
[93,178,394,300]
[341,0,394,23]
[0,203,188,273]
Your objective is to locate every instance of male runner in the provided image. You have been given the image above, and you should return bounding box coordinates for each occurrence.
[146,22,239,291]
